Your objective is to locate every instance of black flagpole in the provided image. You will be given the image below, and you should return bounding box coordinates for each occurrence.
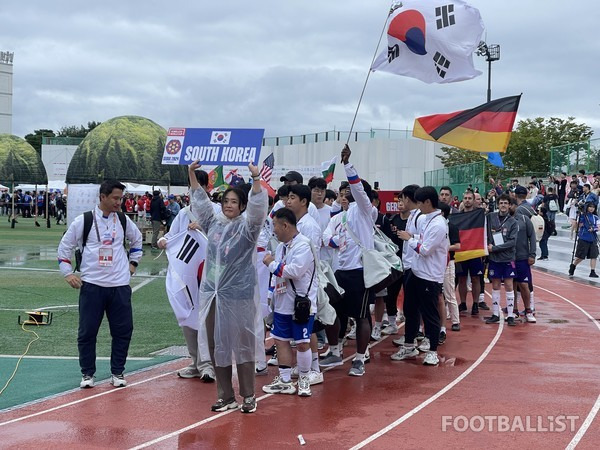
[346,4,397,145]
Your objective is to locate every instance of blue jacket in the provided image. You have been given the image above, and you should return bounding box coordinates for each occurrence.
[578,213,599,242]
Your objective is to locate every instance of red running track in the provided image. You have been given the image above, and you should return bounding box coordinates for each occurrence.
[0,269,599,449]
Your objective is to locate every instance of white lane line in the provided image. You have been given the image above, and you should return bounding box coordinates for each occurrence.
[349,292,503,449]
[533,285,600,449]
[0,355,151,360]
[0,276,155,312]
[128,330,402,450]
[532,268,600,291]
[0,366,179,427]
[0,266,166,278]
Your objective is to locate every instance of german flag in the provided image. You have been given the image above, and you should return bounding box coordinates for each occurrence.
[449,208,488,263]
[412,95,521,153]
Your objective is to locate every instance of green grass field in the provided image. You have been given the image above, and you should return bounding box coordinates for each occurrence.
[0,216,184,358]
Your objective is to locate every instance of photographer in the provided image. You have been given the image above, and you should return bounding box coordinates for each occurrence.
[568,202,599,278]
[582,184,599,213]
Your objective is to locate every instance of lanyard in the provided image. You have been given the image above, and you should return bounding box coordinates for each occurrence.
[94,211,117,243]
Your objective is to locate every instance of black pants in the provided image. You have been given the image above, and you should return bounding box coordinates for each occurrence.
[384,275,404,317]
[404,273,442,351]
[78,282,133,376]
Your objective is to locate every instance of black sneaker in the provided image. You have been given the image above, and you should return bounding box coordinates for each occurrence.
[478,302,490,310]
[507,317,516,327]
[451,323,460,332]
[241,396,256,414]
[459,303,467,313]
[590,271,599,278]
[569,264,576,277]
[471,304,479,315]
[485,315,500,324]
[211,398,238,412]
[439,331,447,345]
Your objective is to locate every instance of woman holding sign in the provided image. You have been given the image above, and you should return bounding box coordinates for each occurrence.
[188,160,268,414]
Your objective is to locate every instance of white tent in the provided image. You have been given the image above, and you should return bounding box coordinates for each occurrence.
[15,180,66,192]
[0,183,9,191]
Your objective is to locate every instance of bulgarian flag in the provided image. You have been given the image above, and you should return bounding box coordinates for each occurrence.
[207,166,226,191]
[321,156,336,183]
[449,208,488,262]
[413,95,521,153]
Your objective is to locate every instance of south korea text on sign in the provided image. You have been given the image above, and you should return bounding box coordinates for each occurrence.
[162,127,265,166]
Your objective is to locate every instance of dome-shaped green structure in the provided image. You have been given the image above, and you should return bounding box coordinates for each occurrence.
[0,134,48,184]
[66,115,187,185]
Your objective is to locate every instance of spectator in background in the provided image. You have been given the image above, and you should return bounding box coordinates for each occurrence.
[324,189,337,206]
[569,202,599,278]
[543,186,559,235]
[538,205,554,261]
[551,172,568,212]
[166,194,181,231]
[150,191,166,249]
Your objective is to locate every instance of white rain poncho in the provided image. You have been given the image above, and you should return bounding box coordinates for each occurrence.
[191,186,268,367]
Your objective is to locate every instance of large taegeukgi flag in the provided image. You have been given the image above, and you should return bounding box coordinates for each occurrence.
[413,95,521,153]
[371,0,484,84]
[449,208,487,262]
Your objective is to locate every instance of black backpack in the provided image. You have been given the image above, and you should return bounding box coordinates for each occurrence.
[74,211,128,272]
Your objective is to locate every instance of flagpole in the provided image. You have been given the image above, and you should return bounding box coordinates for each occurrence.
[346,5,394,145]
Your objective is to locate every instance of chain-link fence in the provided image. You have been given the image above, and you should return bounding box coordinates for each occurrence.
[550,138,600,175]
[424,161,485,197]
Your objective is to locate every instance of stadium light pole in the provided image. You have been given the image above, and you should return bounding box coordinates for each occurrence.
[476,42,500,102]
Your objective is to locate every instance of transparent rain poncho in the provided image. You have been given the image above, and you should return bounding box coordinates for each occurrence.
[191,186,268,367]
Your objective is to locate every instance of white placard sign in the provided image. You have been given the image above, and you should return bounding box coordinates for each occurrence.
[66,184,100,227]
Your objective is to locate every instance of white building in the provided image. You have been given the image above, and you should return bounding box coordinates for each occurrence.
[0,51,13,135]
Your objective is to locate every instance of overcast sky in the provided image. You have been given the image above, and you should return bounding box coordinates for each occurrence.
[2,0,599,140]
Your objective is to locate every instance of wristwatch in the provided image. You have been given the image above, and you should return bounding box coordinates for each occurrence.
[129,261,138,267]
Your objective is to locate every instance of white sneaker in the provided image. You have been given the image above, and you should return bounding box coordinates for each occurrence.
[297,375,312,397]
[177,366,201,379]
[291,366,299,379]
[308,370,324,385]
[267,356,279,366]
[417,337,430,352]
[391,346,419,361]
[200,367,216,383]
[110,374,127,387]
[423,351,439,366]
[371,325,382,340]
[346,323,356,340]
[80,375,95,388]
[396,314,406,324]
[262,376,296,395]
[381,323,399,335]
[525,312,537,323]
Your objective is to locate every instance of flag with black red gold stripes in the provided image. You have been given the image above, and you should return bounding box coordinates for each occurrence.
[413,95,521,152]
[449,208,488,262]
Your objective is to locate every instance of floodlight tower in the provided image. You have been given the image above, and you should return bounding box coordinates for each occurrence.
[476,42,500,102]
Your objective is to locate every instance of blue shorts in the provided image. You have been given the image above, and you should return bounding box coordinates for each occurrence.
[488,261,516,280]
[514,259,532,283]
[456,258,484,277]
[271,313,315,343]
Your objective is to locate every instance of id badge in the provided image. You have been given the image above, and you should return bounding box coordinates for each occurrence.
[276,280,287,294]
[99,247,113,266]
[492,232,504,246]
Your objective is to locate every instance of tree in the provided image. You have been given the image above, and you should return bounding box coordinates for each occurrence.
[436,116,593,177]
[24,129,55,156]
[57,121,102,137]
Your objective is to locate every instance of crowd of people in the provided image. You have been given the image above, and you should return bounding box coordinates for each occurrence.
[1,190,67,224]
[55,147,600,415]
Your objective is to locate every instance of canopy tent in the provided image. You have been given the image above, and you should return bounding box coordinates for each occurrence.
[65,116,188,186]
[0,134,49,186]
[0,183,8,191]
[15,180,66,192]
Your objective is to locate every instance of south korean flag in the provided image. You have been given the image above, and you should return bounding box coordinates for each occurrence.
[165,229,208,329]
